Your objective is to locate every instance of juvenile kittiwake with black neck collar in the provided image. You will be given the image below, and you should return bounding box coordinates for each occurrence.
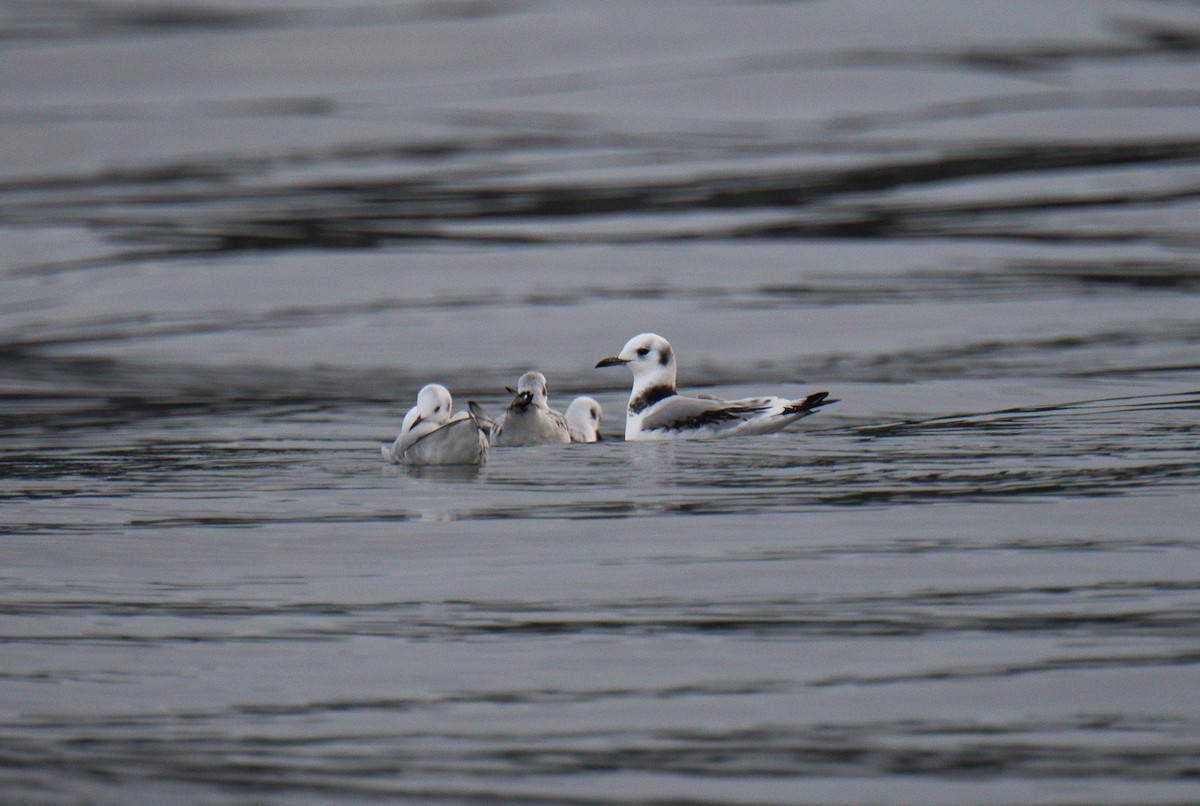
[595,333,833,440]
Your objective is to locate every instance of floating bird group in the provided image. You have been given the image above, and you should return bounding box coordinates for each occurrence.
[382,333,833,465]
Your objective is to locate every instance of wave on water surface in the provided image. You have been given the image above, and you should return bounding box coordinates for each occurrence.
[2,1,1200,804]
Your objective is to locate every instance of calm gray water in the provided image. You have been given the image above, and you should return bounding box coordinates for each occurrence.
[2,1,1200,803]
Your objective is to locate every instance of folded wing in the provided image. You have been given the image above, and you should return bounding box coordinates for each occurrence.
[640,395,771,433]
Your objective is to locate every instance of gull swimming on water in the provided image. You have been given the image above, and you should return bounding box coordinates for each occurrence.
[565,396,603,442]
[483,371,573,446]
[595,333,834,440]
[382,383,488,465]
[472,389,602,444]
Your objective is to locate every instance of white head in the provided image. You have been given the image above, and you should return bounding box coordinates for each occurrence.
[508,370,551,410]
[595,332,677,393]
[565,396,603,441]
[402,383,453,435]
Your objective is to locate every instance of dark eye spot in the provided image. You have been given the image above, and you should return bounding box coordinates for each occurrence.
[636,347,650,357]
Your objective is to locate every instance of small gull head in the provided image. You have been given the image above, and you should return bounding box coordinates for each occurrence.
[596,332,676,390]
[508,370,551,410]
[403,383,453,435]
[565,396,603,442]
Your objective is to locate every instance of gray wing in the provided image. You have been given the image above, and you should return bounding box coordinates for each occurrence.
[641,395,770,432]
[548,408,572,436]
[404,416,487,464]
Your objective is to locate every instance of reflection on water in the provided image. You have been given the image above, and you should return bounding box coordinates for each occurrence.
[2,0,1200,803]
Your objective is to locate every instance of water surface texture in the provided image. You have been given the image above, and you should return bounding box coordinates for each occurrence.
[2,1,1200,803]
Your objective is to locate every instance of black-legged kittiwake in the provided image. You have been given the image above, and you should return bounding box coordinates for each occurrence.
[487,371,573,446]
[565,396,603,442]
[595,333,833,440]
[382,383,488,465]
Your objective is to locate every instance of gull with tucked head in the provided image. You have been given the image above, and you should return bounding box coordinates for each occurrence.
[381,383,488,465]
[565,396,603,443]
[596,333,834,440]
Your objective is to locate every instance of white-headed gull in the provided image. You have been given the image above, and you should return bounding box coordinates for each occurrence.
[596,333,833,440]
[480,371,572,446]
[565,396,603,443]
[382,383,488,465]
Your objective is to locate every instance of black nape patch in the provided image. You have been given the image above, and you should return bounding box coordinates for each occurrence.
[629,383,676,413]
[658,347,672,367]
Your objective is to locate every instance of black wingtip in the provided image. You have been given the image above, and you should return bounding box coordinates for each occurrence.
[784,391,836,414]
[467,400,493,434]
